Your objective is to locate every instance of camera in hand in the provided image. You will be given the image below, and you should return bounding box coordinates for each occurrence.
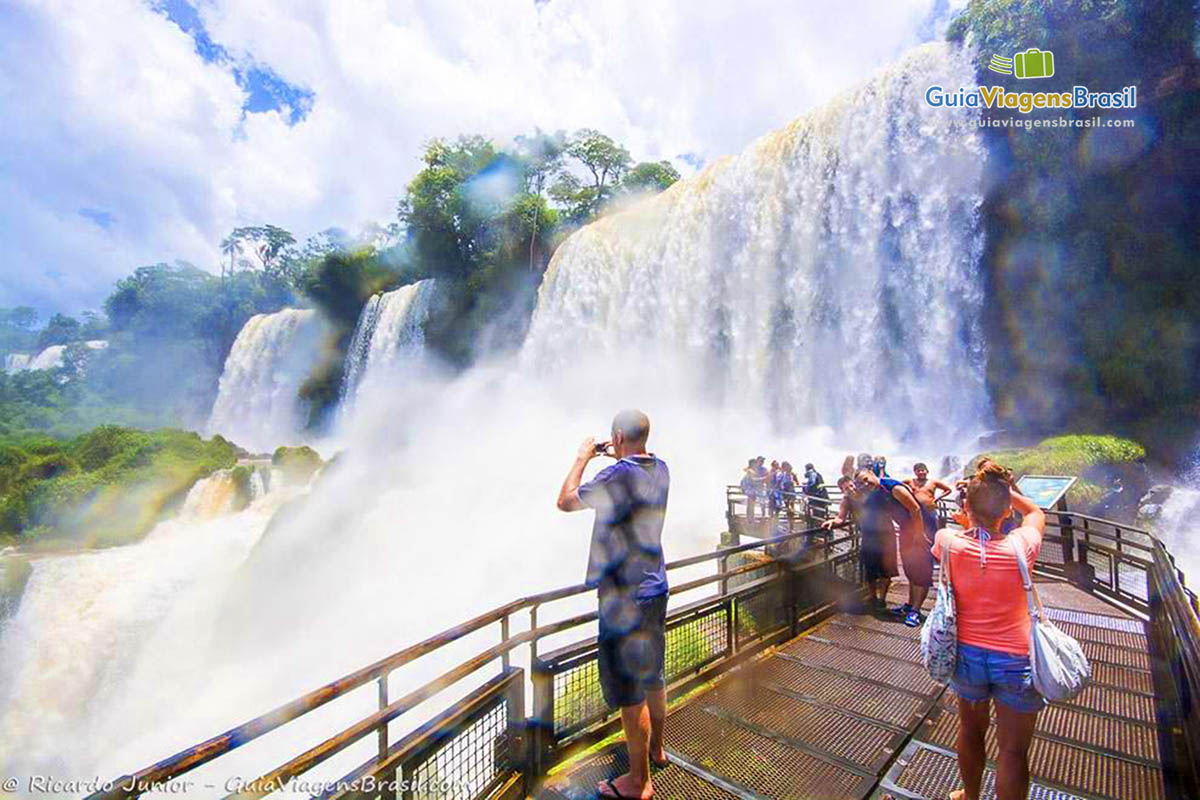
[594,442,610,455]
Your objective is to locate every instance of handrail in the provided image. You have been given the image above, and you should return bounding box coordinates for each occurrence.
[92,517,847,799]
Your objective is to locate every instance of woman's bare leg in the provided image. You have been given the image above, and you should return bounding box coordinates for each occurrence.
[994,702,1039,800]
[955,696,990,800]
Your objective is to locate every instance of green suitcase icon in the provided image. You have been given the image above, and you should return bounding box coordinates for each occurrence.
[1014,48,1054,79]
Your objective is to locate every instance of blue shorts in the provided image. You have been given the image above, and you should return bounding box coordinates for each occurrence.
[952,642,1046,713]
[597,594,667,709]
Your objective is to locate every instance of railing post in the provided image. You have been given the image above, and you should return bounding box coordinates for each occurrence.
[1058,499,1077,567]
[527,604,554,783]
[501,615,510,671]
[502,668,526,795]
[728,593,738,655]
[376,674,391,800]
[529,661,554,779]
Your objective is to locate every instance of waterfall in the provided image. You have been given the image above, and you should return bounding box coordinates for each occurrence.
[7,340,109,373]
[179,467,267,520]
[208,309,326,453]
[340,280,438,406]
[26,345,65,371]
[523,42,988,444]
[3,353,30,373]
[0,474,294,781]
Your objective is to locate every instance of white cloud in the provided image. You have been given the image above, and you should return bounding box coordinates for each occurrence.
[0,0,952,313]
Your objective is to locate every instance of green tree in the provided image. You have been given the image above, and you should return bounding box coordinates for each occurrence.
[515,130,567,270]
[623,160,681,193]
[220,225,299,283]
[79,311,108,340]
[548,172,599,224]
[0,307,39,357]
[37,314,82,348]
[399,136,500,280]
[566,128,632,194]
[0,307,37,331]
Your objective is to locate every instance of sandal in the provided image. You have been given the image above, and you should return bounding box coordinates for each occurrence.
[599,777,653,799]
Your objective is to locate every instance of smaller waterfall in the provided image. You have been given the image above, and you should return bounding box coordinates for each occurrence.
[340,280,437,406]
[26,345,65,371]
[3,353,30,373]
[208,309,326,453]
[177,467,268,521]
[8,340,109,373]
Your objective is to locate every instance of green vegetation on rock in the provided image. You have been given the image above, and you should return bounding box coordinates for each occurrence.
[272,445,323,485]
[0,426,238,548]
[971,434,1147,509]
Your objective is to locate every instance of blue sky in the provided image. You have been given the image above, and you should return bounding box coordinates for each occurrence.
[0,0,961,315]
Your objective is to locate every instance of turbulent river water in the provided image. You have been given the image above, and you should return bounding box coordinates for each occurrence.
[0,41,1055,793]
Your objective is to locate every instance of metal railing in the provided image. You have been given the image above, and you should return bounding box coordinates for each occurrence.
[89,500,857,800]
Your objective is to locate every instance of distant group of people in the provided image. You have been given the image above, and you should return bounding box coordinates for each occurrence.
[559,414,1048,800]
[738,455,829,520]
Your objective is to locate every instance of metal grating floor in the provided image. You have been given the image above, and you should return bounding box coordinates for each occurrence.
[531,576,1166,800]
[878,741,1093,800]
[537,747,740,800]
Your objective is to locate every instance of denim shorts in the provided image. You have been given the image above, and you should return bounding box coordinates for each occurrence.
[952,642,1046,713]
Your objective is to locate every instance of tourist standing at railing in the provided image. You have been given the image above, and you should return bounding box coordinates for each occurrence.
[803,462,830,518]
[822,475,863,529]
[894,462,954,621]
[557,409,670,800]
[934,462,1047,800]
[777,461,798,521]
[739,458,761,519]
[767,460,782,517]
[857,469,924,617]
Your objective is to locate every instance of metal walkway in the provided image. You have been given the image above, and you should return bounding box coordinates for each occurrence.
[535,577,1163,800]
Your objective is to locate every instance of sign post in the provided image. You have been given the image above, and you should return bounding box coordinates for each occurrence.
[1015,475,1092,586]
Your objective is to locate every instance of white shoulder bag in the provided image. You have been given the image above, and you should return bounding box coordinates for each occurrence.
[1011,537,1091,701]
[920,531,957,683]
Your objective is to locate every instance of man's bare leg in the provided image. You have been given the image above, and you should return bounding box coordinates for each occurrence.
[647,688,667,765]
[875,578,891,605]
[599,702,654,799]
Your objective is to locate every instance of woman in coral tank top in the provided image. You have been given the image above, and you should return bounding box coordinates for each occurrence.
[932,463,1046,800]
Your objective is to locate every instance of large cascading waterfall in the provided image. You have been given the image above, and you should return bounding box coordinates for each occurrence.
[208,309,326,453]
[340,280,438,406]
[523,42,989,444]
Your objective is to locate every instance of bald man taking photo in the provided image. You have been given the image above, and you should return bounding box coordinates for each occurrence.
[557,409,670,800]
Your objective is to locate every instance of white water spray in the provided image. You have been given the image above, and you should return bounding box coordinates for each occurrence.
[208,309,327,453]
